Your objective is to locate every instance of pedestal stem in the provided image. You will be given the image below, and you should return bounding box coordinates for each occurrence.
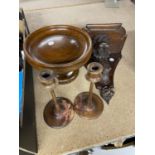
[50,90,60,111]
[88,82,94,106]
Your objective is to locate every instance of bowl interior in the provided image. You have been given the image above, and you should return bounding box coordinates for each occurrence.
[25,26,89,65]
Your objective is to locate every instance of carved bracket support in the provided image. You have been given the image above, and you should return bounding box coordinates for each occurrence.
[84,23,127,103]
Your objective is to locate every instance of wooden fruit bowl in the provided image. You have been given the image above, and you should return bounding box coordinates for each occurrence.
[24,25,92,84]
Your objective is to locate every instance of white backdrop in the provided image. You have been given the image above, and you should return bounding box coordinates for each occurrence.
[89,146,135,155]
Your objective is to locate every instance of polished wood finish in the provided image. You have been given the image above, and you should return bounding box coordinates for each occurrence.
[44,98,74,128]
[74,62,104,119]
[24,25,92,84]
[84,23,127,103]
[38,70,74,128]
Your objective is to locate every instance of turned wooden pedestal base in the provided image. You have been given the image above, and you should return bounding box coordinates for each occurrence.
[57,70,79,84]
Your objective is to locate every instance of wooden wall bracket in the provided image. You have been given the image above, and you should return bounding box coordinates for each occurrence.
[84,23,127,103]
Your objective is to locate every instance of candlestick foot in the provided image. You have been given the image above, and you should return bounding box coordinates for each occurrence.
[43,97,74,128]
[74,92,104,119]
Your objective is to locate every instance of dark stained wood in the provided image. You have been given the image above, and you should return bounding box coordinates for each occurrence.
[23,25,92,84]
[20,19,127,154]
[84,23,127,103]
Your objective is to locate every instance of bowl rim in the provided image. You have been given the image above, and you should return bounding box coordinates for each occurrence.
[23,25,92,72]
